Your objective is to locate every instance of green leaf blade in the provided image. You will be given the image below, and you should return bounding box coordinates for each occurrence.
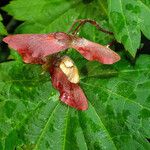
[108,0,141,57]
[80,54,150,149]
[0,14,7,35]
[1,0,150,149]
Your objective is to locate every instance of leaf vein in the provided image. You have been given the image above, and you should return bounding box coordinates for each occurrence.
[62,107,69,150]
[81,81,150,111]
[33,103,60,150]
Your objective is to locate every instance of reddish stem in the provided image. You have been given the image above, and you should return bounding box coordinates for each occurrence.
[68,19,113,35]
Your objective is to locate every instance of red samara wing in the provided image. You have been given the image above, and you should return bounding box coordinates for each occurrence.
[3,32,71,64]
[72,37,120,64]
[50,66,88,111]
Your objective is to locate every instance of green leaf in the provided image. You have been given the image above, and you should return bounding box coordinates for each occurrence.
[0,14,7,35]
[1,0,150,149]
[108,0,150,57]
[0,53,150,149]
[80,54,150,149]
[0,14,8,62]
[3,0,150,57]
[2,0,111,44]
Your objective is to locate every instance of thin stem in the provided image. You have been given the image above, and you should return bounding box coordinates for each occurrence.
[68,20,80,33]
[72,21,84,35]
[68,19,113,35]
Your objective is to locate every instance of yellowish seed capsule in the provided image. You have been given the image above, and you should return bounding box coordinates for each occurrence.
[59,56,80,84]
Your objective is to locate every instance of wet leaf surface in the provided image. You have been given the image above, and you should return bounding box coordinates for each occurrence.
[1,0,150,149]
[108,0,150,57]
[0,53,150,149]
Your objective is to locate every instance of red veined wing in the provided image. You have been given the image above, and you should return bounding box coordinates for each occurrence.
[72,37,120,64]
[50,65,88,111]
[3,32,71,64]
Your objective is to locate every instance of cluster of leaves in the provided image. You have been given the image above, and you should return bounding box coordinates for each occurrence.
[0,0,150,149]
